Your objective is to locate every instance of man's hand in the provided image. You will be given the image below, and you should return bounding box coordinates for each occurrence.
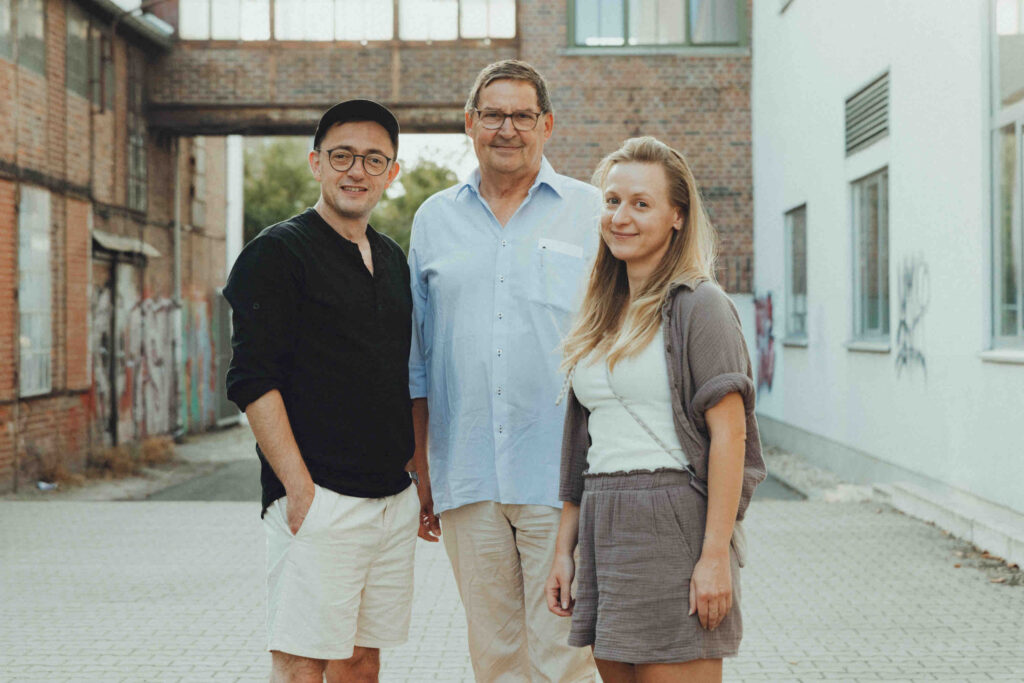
[414,473,441,542]
[689,546,733,630]
[545,553,576,617]
[285,480,315,535]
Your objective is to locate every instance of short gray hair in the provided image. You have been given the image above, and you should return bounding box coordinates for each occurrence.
[464,60,552,114]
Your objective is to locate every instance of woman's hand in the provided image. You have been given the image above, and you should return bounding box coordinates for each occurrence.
[545,553,576,617]
[689,547,733,630]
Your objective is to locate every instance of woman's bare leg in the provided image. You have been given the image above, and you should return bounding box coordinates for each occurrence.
[594,657,637,683]
[635,658,721,683]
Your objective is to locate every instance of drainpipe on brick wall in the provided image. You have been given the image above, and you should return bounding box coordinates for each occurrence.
[172,137,185,440]
[11,183,21,494]
[11,41,22,493]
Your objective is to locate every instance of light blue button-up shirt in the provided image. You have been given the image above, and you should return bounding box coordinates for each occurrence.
[408,157,601,514]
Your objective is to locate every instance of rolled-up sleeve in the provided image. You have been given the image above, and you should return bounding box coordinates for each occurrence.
[223,235,300,412]
[407,213,429,400]
[686,286,756,435]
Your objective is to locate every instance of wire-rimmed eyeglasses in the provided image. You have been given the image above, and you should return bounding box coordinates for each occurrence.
[474,109,542,131]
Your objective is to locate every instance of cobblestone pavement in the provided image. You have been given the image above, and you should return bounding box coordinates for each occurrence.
[1,497,1021,682]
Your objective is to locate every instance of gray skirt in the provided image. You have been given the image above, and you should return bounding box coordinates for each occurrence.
[568,469,742,664]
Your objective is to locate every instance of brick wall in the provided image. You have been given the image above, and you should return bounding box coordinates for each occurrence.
[0,1,231,492]
[65,197,90,390]
[146,0,752,291]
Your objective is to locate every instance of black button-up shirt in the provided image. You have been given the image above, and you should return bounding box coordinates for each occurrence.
[224,208,413,514]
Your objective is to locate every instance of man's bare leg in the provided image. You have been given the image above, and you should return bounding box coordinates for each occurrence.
[326,646,381,683]
[270,651,324,683]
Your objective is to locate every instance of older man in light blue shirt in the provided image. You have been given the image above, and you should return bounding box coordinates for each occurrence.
[408,60,599,682]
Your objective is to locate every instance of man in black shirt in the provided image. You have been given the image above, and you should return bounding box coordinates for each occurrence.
[224,100,417,683]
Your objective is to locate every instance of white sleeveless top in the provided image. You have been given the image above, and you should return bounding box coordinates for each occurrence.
[571,325,690,474]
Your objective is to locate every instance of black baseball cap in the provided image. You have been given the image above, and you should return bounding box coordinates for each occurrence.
[313,99,400,154]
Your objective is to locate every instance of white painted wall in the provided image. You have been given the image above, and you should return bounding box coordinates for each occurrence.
[752,1,1024,514]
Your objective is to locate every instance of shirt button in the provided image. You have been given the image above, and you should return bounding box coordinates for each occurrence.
[501,240,508,247]
[497,386,502,396]
[498,425,504,434]
[497,349,503,357]
[497,312,503,320]
[499,275,505,283]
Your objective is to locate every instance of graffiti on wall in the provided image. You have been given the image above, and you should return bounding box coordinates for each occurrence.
[90,266,113,443]
[183,298,217,431]
[754,292,775,393]
[90,259,222,445]
[137,298,177,436]
[895,255,929,379]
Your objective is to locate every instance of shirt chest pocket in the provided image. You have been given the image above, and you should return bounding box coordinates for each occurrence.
[528,239,586,311]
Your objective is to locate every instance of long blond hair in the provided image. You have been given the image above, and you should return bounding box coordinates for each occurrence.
[562,136,718,373]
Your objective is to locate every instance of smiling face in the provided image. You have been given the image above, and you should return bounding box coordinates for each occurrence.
[601,161,683,278]
[309,120,399,224]
[465,78,553,180]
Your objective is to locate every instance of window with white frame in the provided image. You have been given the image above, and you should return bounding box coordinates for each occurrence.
[1,0,12,59]
[177,0,513,41]
[851,169,889,341]
[400,0,514,40]
[16,0,45,74]
[18,186,52,397]
[572,0,741,47]
[993,0,1024,345]
[785,204,807,340]
[179,0,271,40]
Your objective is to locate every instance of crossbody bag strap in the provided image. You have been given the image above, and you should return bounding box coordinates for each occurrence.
[603,363,700,483]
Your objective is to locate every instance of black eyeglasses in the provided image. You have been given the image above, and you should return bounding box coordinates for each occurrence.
[317,147,393,176]
[474,109,542,131]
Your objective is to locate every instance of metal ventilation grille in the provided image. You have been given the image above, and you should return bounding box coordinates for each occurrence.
[845,73,889,155]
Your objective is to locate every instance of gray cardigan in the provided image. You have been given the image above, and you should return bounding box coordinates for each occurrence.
[558,280,767,522]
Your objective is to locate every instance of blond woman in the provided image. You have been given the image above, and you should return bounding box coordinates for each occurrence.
[545,137,766,682]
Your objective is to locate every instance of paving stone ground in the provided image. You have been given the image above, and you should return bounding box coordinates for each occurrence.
[2,495,1021,682]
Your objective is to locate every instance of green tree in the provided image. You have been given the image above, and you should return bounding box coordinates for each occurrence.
[243,138,319,244]
[371,160,458,253]
[244,139,459,252]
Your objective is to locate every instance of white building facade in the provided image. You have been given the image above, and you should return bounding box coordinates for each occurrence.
[752,0,1024,561]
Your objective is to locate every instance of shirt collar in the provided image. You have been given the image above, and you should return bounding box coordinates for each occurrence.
[456,156,565,201]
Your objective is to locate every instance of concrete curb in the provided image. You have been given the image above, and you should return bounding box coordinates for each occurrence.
[875,482,1024,568]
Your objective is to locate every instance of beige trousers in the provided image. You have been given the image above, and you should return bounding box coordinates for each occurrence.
[440,501,596,683]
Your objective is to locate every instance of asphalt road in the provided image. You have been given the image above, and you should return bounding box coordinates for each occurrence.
[146,458,804,502]
[146,459,262,502]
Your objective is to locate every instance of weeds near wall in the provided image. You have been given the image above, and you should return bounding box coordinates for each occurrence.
[85,436,176,480]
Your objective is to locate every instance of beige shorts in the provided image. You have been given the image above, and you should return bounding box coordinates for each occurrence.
[263,482,419,660]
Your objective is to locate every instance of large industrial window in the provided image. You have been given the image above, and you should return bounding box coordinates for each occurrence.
[18,186,52,397]
[16,0,45,74]
[572,0,741,47]
[993,0,1024,346]
[785,204,808,341]
[90,32,114,110]
[851,169,889,341]
[127,53,147,213]
[66,2,90,98]
[399,0,514,40]
[0,0,12,60]
[177,0,514,41]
